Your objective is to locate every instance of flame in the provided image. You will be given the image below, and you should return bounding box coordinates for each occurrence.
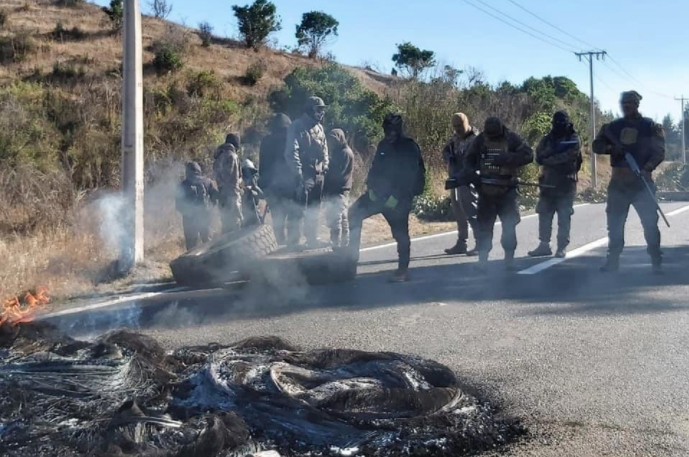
[1,287,50,326]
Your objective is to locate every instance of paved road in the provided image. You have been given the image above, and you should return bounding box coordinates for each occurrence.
[62,202,689,456]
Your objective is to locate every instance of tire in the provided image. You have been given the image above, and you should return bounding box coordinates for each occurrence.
[255,247,358,286]
[170,225,279,287]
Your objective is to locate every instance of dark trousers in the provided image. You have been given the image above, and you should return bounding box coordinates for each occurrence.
[537,191,575,249]
[287,175,324,246]
[450,186,479,246]
[348,194,411,270]
[266,192,289,245]
[476,188,520,256]
[606,180,661,259]
[182,213,210,250]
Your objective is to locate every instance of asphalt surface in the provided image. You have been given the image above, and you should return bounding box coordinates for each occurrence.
[56,202,689,456]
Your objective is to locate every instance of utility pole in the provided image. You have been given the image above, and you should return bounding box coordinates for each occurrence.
[120,0,144,272]
[576,50,607,189]
[676,96,687,164]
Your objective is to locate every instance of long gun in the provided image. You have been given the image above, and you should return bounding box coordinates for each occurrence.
[602,127,670,228]
[624,153,670,228]
[539,140,579,160]
[445,176,555,190]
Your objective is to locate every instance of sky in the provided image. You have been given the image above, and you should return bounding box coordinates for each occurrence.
[118,0,688,121]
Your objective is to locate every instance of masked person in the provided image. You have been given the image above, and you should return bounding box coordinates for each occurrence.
[465,117,534,270]
[442,112,480,256]
[593,91,665,274]
[528,111,582,259]
[176,161,219,250]
[213,133,243,233]
[259,113,292,244]
[285,96,329,248]
[241,159,264,228]
[348,114,426,283]
[324,129,354,249]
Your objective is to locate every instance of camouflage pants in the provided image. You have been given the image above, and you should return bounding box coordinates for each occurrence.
[325,191,350,247]
[450,186,478,246]
[536,191,575,249]
[606,179,661,259]
[182,213,211,250]
[219,190,242,234]
[287,175,324,246]
[476,188,520,256]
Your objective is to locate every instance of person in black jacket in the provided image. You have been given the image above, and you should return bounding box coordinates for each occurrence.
[324,129,354,248]
[259,113,292,244]
[348,113,425,282]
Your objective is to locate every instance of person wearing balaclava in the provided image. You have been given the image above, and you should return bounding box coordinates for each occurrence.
[259,113,292,244]
[176,161,219,250]
[528,111,581,259]
[464,117,534,271]
[347,113,426,283]
[284,96,329,248]
[324,129,354,248]
[213,133,243,233]
[442,112,480,256]
[593,90,666,274]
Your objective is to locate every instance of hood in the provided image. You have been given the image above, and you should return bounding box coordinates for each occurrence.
[225,133,241,149]
[270,113,291,133]
[327,128,348,149]
[452,112,471,137]
[214,142,237,159]
[483,117,504,139]
[185,161,202,180]
[551,110,573,137]
[383,113,404,135]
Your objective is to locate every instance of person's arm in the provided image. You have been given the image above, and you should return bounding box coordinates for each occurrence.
[644,123,666,172]
[342,148,354,188]
[542,133,581,166]
[535,136,552,165]
[502,132,533,167]
[207,179,220,205]
[320,126,329,172]
[463,135,482,172]
[592,123,614,155]
[442,138,453,164]
[284,126,302,178]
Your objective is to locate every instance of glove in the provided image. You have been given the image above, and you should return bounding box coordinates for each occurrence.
[610,144,625,158]
[384,195,399,209]
[368,189,379,202]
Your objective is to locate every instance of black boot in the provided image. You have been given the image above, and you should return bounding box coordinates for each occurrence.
[528,242,552,257]
[445,242,468,255]
[504,251,516,271]
[652,256,663,275]
[600,256,620,272]
[475,252,489,273]
[389,268,409,283]
[555,246,567,258]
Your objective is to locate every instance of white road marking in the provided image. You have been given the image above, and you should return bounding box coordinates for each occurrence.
[518,203,689,275]
[360,204,590,253]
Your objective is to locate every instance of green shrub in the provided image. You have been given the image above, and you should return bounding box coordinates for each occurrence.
[52,60,86,80]
[151,26,188,74]
[186,70,220,98]
[232,0,281,50]
[198,21,213,47]
[153,47,183,73]
[413,194,452,221]
[102,0,123,31]
[656,163,689,191]
[52,22,86,41]
[0,9,8,29]
[0,31,36,63]
[242,61,265,86]
[56,0,83,7]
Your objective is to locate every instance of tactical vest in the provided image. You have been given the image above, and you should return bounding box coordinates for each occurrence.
[480,138,514,196]
[607,118,655,169]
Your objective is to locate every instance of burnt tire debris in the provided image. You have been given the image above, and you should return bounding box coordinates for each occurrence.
[0,322,523,456]
[171,225,279,287]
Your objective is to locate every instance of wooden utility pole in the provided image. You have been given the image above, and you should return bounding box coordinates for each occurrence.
[120,0,144,272]
[576,50,607,188]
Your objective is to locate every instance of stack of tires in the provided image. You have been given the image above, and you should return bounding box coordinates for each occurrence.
[170,225,358,287]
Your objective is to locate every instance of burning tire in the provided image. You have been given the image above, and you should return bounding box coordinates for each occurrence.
[170,225,279,287]
[256,247,358,286]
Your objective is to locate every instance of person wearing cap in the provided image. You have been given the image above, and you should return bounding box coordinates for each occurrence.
[593,90,666,274]
[442,112,480,256]
[259,113,292,244]
[347,113,426,283]
[324,129,354,249]
[528,111,582,259]
[464,117,534,271]
[213,133,243,233]
[176,161,219,250]
[284,96,329,248]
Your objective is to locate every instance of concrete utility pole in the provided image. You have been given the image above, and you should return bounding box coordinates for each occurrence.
[120,0,145,272]
[676,96,687,164]
[576,50,607,189]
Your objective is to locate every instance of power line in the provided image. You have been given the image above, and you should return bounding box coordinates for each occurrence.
[458,0,575,54]
[606,54,674,99]
[505,0,600,51]
[471,0,579,52]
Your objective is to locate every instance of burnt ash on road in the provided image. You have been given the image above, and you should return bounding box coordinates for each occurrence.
[45,202,689,457]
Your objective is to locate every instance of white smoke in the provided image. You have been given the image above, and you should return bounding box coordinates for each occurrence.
[95,193,129,253]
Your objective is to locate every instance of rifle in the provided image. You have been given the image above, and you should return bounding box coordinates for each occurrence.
[624,152,670,228]
[480,177,556,189]
[602,127,670,228]
[539,139,580,161]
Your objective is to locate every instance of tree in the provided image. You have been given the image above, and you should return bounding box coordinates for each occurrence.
[295,11,339,59]
[198,21,213,47]
[232,0,281,50]
[392,42,435,79]
[102,0,123,31]
[148,0,172,19]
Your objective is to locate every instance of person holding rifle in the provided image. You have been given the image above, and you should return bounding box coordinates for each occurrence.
[528,111,582,259]
[593,90,666,274]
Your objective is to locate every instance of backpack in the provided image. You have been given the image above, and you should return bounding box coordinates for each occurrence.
[183,181,209,207]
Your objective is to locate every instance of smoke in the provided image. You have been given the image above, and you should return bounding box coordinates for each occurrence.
[95,193,128,253]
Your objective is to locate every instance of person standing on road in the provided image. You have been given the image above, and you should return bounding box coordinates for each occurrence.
[442,112,480,256]
[593,91,665,274]
[176,161,219,250]
[259,113,292,244]
[285,96,329,248]
[528,111,582,259]
[213,133,243,234]
[465,117,534,271]
[324,129,354,249]
[348,113,426,283]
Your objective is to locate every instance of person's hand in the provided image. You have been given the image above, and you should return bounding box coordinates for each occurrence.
[384,195,399,209]
[610,144,625,158]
